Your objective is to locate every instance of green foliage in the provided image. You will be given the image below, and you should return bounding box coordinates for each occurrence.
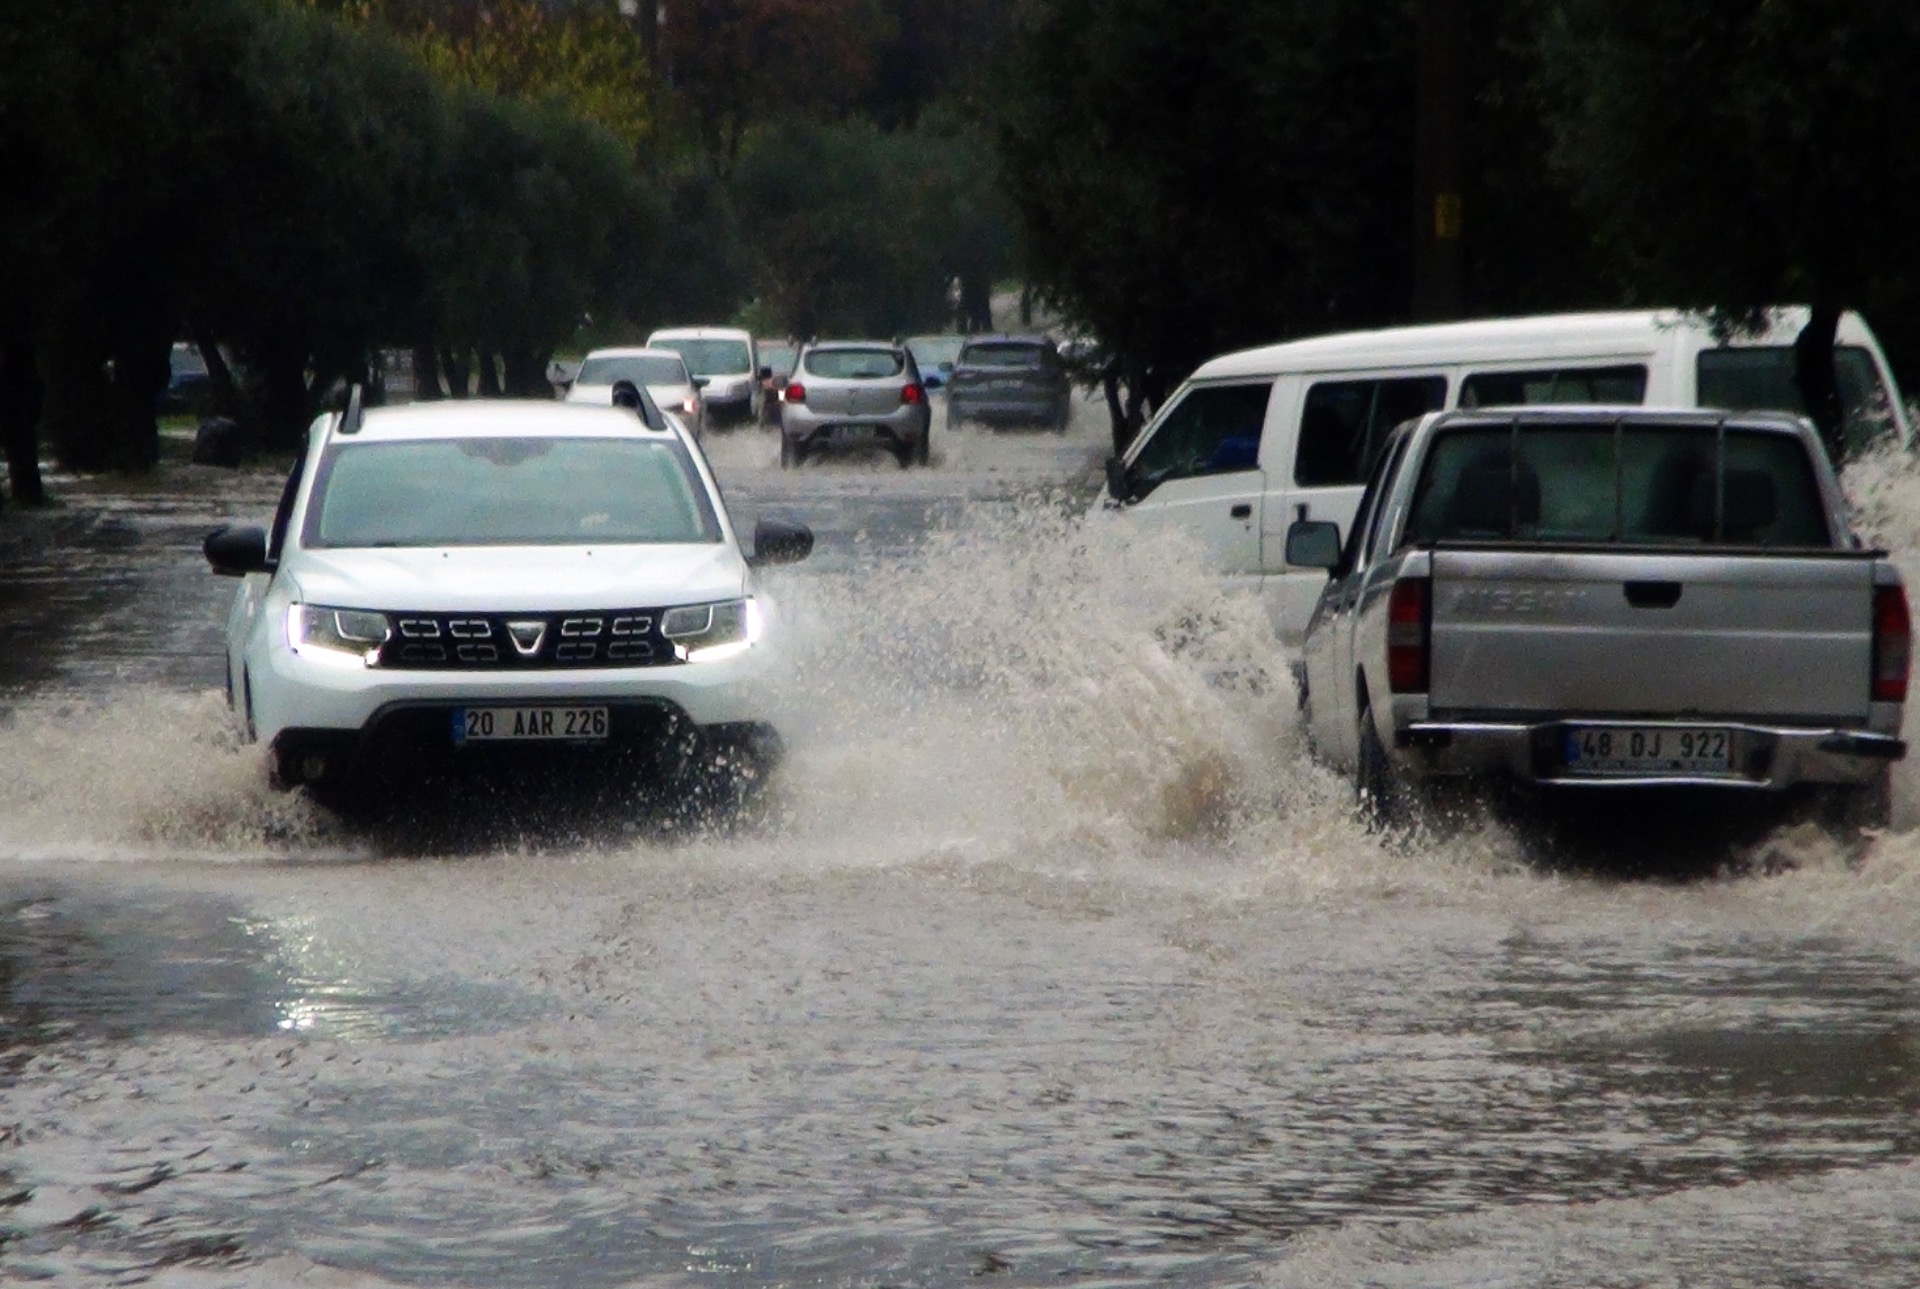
[995,0,1420,422]
[1538,0,1920,377]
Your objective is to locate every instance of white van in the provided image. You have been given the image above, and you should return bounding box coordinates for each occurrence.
[1102,308,1912,641]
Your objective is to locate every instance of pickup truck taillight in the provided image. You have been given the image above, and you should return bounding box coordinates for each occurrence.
[1387,576,1430,694]
[1873,584,1911,703]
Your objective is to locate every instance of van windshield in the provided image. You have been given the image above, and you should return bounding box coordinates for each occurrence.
[1404,423,1831,549]
[1697,346,1895,454]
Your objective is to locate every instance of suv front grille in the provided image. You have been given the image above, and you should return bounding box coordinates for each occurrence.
[376,610,678,670]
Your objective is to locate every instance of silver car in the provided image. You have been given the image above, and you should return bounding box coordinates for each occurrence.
[564,347,706,439]
[778,342,932,469]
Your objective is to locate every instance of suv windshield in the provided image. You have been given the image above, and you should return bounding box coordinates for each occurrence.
[304,437,721,548]
[576,354,688,386]
[1404,422,1830,548]
[960,342,1046,369]
[653,338,751,377]
[804,348,905,379]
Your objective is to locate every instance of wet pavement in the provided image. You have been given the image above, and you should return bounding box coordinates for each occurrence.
[5,407,1920,1286]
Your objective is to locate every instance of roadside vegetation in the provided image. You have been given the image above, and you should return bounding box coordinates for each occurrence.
[1,0,1915,495]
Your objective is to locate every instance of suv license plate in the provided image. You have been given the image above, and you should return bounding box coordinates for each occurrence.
[454,706,609,743]
[1563,725,1732,775]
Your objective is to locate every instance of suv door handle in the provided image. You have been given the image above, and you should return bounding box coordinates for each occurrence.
[1230,503,1252,519]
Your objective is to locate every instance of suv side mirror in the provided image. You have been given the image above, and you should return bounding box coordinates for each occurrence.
[204,524,271,576]
[1284,519,1343,571]
[749,517,814,567]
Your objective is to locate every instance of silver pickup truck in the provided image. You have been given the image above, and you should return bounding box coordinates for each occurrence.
[1291,407,1910,829]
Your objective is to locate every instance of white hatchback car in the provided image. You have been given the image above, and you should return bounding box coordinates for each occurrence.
[203,391,813,810]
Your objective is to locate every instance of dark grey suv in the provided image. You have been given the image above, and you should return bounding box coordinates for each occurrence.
[946,335,1073,430]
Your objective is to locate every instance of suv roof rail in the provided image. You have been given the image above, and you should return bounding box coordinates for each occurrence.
[337,383,365,436]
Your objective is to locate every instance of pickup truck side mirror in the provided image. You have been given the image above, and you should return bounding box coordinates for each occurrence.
[1284,519,1343,571]
[204,524,272,576]
[749,517,814,567]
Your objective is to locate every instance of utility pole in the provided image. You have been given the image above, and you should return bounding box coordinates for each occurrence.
[1412,0,1466,321]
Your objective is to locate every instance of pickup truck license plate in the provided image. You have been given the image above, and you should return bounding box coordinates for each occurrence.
[1563,726,1732,775]
[454,706,609,743]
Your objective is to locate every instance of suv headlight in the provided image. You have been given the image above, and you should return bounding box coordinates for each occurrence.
[288,604,391,666]
[660,598,760,663]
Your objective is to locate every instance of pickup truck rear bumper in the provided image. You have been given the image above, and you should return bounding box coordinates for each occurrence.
[1396,719,1904,790]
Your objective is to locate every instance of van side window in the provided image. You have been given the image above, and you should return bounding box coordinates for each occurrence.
[1697,346,1894,454]
[1458,365,1647,408]
[1129,381,1273,491]
[1294,376,1446,487]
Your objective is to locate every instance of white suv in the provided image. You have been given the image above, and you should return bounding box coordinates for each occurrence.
[202,392,813,810]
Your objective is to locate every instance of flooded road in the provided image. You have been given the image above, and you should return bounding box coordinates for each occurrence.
[7,405,1920,1286]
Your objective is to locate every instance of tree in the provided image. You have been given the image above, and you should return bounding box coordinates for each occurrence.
[1538,0,1920,460]
[995,0,1420,453]
[662,0,888,166]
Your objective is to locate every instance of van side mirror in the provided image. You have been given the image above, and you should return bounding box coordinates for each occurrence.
[1284,519,1343,571]
[749,517,814,567]
[692,376,711,390]
[204,524,271,576]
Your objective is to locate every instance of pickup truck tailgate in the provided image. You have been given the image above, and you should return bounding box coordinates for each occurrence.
[1427,549,1876,721]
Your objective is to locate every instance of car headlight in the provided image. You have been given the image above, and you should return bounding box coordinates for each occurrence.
[288,604,391,666]
[660,598,760,663]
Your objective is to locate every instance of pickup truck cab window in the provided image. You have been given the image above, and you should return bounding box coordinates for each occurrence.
[1127,381,1272,493]
[1294,376,1446,487]
[1404,422,1832,548]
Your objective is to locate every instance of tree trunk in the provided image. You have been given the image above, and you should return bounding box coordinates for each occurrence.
[411,341,444,401]
[440,347,471,399]
[0,338,47,507]
[105,330,168,472]
[1794,303,1846,466]
[501,347,547,398]
[960,275,993,334]
[256,340,313,451]
[475,350,503,398]
[190,322,245,427]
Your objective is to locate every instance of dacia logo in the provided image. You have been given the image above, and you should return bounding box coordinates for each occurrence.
[506,620,548,656]
[1451,586,1588,615]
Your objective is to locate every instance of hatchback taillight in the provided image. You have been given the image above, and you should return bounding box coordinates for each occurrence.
[902,384,924,405]
[783,382,805,404]
[1873,584,1910,703]
[1387,576,1430,694]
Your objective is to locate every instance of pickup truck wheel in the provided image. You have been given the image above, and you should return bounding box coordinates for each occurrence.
[1815,769,1893,837]
[1355,700,1411,832]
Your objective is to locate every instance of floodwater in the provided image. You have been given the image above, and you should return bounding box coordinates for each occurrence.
[6,404,1920,1286]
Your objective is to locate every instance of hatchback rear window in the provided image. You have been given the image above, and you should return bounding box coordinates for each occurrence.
[1403,422,1830,548]
[803,349,905,379]
[960,342,1047,369]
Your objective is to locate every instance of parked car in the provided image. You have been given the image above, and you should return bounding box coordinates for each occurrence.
[1102,307,1914,644]
[201,392,814,813]
[647,326,765,427]
[778,341,932,469]
[945,334,1073,430]
[757,339,798,424]
[1292,405,1908,833]
[565,347,706,438]
[905,334,966,390]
